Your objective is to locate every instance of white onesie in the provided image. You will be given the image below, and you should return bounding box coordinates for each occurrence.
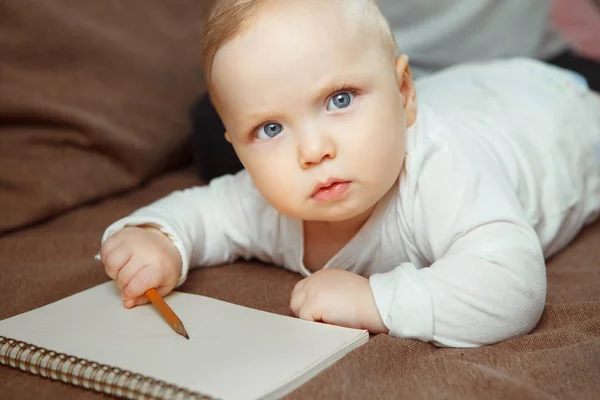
[103,59,600,347]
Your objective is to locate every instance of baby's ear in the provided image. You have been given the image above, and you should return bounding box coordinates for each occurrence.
[224,131,232,143]
[395,55,417,127]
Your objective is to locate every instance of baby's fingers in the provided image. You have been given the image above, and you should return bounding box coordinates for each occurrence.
[102,244,132,280]
[298,303,322,322]
[290,289,306,317]
[124,285,172,309]
[291,279,306,297]
[116,259,147,290]
[122,266,162,302]
[123,295,150,309]
[99,233,121,259]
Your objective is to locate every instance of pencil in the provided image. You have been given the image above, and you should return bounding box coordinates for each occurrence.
[94,254,189,339]
[145,288,190,340]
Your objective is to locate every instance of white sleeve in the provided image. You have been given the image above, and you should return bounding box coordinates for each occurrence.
[369,141,547,347]
[101,170,267,287]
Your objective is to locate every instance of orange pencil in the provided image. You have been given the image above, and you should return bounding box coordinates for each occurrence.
[145,288,190,340]
[94,254,189,339]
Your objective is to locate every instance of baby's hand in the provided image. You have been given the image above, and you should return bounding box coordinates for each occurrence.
[290,269,389,334]
[99,226,181,309]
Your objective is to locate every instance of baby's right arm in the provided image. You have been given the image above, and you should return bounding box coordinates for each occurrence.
[99,170,267,306]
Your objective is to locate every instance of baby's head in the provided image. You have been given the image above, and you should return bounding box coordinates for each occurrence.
[202,0,417,223]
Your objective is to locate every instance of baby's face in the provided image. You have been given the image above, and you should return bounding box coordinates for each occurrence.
[211,1,413,222]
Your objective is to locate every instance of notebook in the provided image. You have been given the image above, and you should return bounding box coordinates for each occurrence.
[0,282,368,400]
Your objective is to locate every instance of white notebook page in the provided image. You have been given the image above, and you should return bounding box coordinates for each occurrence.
[0,282,368,400]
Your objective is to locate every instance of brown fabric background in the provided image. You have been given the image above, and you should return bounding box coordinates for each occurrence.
[0,0,212,233]
[1,168,599,400]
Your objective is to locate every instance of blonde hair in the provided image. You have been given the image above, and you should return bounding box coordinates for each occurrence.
[201,0,397,91]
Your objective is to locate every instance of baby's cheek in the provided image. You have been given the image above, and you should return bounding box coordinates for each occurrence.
[249,165,303,213]
[370,129,405,166]
[365,132,405,190]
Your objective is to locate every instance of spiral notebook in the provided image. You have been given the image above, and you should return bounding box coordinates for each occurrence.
[0,282,368,400]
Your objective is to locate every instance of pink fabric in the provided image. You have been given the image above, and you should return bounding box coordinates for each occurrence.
[552,0,600,59]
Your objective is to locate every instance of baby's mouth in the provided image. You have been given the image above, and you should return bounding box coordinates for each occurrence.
[311,179,351,202]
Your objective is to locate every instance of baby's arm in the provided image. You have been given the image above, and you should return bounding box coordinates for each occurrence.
[99,170,267,305]
[370,142,547,347]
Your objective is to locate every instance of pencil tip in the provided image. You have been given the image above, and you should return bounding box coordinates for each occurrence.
[173,322,190,340]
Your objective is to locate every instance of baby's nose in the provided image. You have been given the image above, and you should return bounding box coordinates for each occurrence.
[296,130,337,167]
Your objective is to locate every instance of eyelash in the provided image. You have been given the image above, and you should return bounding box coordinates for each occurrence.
[328,83,360,102]
[246,84,361,141]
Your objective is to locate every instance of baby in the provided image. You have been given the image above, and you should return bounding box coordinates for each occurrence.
[98,0,600,347]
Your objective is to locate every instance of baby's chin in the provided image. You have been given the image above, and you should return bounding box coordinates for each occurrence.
[281,201,377,223]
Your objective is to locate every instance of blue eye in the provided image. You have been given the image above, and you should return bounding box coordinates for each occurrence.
[256,122,283,140]
[327,91,355,111]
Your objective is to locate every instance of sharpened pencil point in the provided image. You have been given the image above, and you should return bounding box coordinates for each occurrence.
[173,322,190,340]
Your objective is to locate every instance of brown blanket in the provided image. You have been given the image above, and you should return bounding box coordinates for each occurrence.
[1,167,599,400]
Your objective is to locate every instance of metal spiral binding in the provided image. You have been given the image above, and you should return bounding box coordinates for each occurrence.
[0,336,216,400]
